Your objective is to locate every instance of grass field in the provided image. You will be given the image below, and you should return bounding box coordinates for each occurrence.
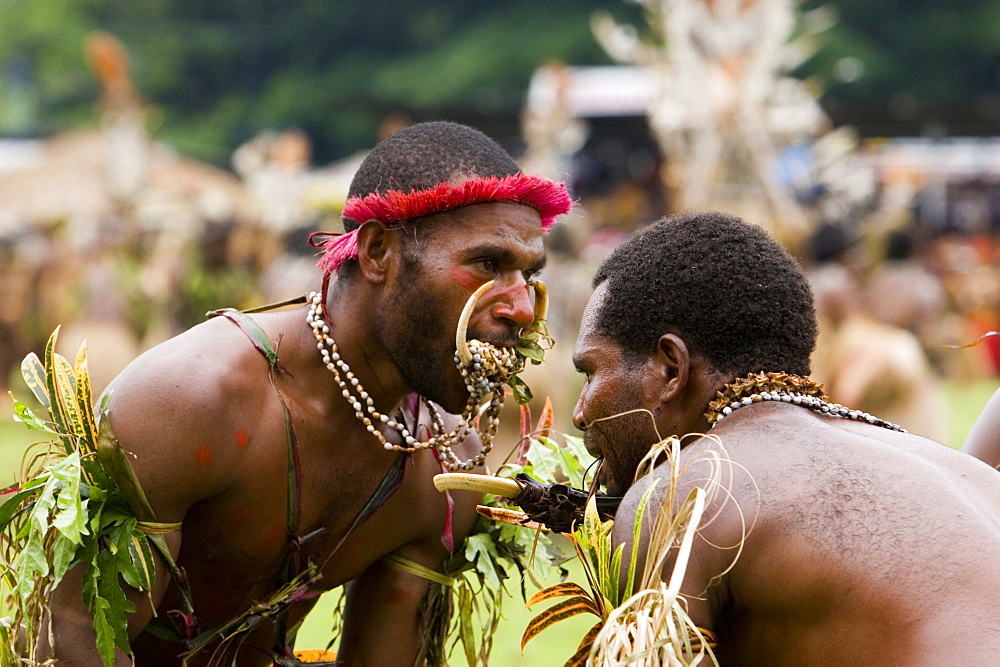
[1,378,996,662]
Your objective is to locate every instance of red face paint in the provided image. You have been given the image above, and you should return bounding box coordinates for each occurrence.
[448,266,482,290]
[195,445,212,464]
[235,428,249,449]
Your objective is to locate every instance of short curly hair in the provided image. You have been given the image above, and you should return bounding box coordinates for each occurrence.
[592,211,816,377]
[344,121,521,230]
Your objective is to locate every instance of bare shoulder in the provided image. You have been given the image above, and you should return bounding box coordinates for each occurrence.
[100,317,274,517]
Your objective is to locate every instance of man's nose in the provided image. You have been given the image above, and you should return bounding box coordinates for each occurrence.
[490,277,536,330]
[572,393,587,433]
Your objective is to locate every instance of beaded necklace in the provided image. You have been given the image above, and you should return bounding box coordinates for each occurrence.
[306,285,530,472]
[705,371,906,432]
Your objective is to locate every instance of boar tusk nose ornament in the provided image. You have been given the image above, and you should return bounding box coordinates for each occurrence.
[454,279,552,407]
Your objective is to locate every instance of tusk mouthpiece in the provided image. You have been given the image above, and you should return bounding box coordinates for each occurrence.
[433,472,523,497]
[531,279,548,323]
[456,280,495,366]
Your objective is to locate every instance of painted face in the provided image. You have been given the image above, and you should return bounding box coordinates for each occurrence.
[572,283,662,496]
[375,201,546,414]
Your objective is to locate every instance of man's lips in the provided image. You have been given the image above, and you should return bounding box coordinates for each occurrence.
[584,434,603,459]
[465,330,520,350]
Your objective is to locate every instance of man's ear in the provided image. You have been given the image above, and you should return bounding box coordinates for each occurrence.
[654,333,690,402]
[355,219,393,284]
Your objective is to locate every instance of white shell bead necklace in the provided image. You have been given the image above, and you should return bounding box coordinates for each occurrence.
[306,291,511,471]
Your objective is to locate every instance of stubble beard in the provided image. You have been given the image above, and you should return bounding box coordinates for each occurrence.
[587,397,660,497]
[376,268,468,415]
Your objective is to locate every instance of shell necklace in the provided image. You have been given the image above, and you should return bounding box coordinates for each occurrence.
[705,371,906,432]
[306,280,548,471]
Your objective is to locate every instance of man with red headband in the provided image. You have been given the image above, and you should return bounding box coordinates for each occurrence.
[40,121,571,665]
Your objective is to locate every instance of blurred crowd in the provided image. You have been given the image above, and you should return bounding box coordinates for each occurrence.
[2,120,1000,447]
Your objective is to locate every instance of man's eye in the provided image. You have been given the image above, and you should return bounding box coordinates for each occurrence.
[476,259,498,273]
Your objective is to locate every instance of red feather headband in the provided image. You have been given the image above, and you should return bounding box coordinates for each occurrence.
[312,173,572,274]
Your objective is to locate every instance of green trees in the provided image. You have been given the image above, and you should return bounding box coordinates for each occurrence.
[1,0,997,164]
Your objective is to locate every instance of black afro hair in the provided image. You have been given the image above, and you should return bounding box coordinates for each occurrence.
[592,211,817,378]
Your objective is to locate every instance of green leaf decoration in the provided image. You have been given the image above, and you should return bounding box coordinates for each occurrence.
[509,375,534,405]
[20,352,50,409]
[43,327,76,454]
[10,398,53,433]
[50,454,90,544]
[524,581,589,608]
[521,595,599,650]
[74,344,100,454]
[2,331,161,664]
[52,351,85,447]
[564,622,603,667]
[125,532,157,597]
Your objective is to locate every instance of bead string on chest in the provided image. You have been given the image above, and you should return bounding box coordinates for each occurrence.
[705,371,906,432]
[306,290,524,471]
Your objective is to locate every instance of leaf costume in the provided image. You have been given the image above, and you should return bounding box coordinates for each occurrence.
[1,329,174,666]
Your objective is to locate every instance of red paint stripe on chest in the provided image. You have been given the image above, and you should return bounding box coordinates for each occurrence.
[235,427,249,449]
[195,445,212,464]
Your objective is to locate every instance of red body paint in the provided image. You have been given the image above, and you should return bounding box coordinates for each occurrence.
[263,524,284,546]
[235,427,249,449]
[195,445,212,464]
[448,266,482,290]
[387,585,413,604]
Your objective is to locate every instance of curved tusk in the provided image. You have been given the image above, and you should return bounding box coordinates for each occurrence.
[456,280,495,366]
[433,472,523,497]
[530,279,548,324]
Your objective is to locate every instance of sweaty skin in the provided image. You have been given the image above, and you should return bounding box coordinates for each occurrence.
[616,408,1000,665]
[572,283,1000,665]
[41,202,546,666]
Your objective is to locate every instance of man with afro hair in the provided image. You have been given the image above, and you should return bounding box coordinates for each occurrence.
[572,211,1000,664]
[40,121,571,665]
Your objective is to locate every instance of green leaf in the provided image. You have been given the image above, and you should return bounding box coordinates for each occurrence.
[52,351,84,448]
[14,529,50,597]
[124,532,155,593]
[95,415,160,524]
[458,586,477,667]
[521,596,600,650]
[112,519,144,590]
[50,453,89,544]
[516,343,546,363]
[0,478,48,528]
[558,435,595,489]
[10,399,55,433]
[51,532,79,587]
[464,534,504,592]
[20,352,50,409]
[74,344,100,454]
[525,581,590,608]
[43,328,74,454]
[28,472,58,535]
[90,591,116,667]
[95,548,134,654]
[509,375,534,405]
[523,438,560,481]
